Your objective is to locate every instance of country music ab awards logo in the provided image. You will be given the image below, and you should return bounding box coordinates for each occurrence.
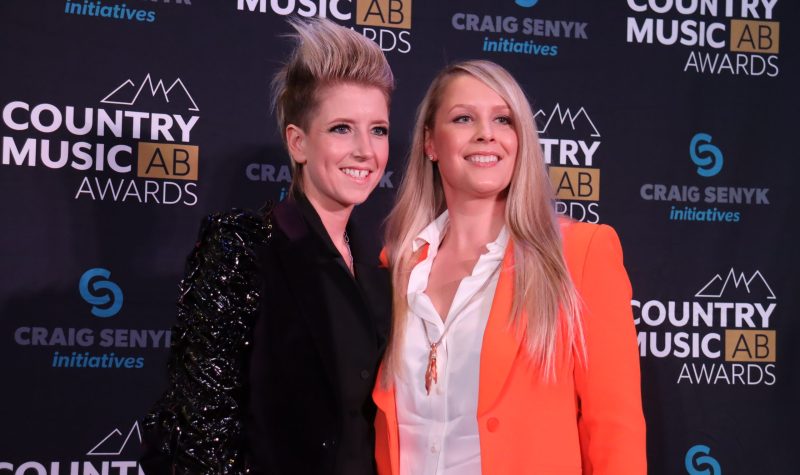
[626,0,782,77]
[538,104,602,223]
[634,269,778,386]
[12,268,172,370]
[449,0,589,58]
[88,421,142,457]
[639,132,769,223]
[237,0,412,53]
[2,73,201,206]
[0,421,146,474]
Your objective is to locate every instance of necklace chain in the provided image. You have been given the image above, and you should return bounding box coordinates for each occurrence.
[343,231,354,272]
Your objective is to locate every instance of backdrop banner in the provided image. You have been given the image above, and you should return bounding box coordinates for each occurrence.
[1,1,797,474]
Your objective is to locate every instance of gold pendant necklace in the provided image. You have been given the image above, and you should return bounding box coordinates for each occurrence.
[420,263,501,396]
[424,341,439,395]
[344,231,354,273]
[422,323,450,395]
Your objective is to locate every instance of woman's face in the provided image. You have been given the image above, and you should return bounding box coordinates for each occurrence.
[425,74,518,204]
[287,83,389,212]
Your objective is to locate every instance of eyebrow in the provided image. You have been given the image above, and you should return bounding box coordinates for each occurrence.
[446,104,511,113]
[326,118,390,125]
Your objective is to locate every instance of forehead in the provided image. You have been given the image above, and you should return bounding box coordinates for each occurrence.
[437,74,509,111]
[315,82,389,111]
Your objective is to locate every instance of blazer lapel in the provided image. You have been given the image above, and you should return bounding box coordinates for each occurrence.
[478,240,524,416]
[348,218,388,349]
[354,261,390,349]
[372,367,400,475]
[273,199,341,395]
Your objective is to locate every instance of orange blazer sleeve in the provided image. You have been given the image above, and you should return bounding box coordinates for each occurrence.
[571,224,647,474]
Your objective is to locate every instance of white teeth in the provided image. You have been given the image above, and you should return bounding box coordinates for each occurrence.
[467,155,499,163]
[342,168,369,179]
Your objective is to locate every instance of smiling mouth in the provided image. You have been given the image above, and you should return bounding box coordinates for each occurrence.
[465,154,500,166]
[341,167,371,181]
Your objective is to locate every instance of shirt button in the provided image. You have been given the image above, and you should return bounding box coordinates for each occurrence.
[430,443,440,453]
[360,369,370,380]
[487,417,500,432]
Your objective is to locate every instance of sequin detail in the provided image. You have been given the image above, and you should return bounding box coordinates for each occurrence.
[144,206,272,474]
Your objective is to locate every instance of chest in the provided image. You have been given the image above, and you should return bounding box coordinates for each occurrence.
[424,246,484,322]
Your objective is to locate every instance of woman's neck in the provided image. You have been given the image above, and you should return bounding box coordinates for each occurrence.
[442,195,506,254]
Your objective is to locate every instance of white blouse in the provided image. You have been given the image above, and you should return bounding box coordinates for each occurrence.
[396,211,509,475]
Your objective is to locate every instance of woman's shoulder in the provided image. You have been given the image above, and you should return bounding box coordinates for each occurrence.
[559,217,621,250]
[198,205,273,242]
[558,217,625,285]
[191,204,276,258]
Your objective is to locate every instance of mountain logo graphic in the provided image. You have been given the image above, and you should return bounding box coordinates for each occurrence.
[535,104,600,138]
[101,74,199,111]
[695,269,776,300]
[86,421,143,456]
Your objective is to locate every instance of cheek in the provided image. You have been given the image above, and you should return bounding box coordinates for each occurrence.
[436,158,460,184]
[431,129,460,156]
[375,139,390,167]
[503,131,519,155]
[315,140,346,168]
[504,157,517,180]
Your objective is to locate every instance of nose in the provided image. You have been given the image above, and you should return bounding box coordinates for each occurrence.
[474,118,495,142]
[354,130,376,160]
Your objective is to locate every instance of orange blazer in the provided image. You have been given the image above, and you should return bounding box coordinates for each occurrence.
[373,221,646,474]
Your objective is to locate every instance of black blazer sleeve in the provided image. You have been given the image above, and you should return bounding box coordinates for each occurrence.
[141,210,270,475]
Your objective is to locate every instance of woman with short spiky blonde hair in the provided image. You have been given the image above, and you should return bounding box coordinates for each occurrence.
[143,18,394,475]
[373,60,646,474]
[272,17,395,196]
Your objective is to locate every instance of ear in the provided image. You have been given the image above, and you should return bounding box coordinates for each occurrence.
[285,124,307,164]
[423,127,436,161]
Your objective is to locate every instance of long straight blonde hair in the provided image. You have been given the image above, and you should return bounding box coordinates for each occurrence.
[382,60,585,384]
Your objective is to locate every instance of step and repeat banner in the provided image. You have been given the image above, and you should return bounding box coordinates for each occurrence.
[1,1,797,474]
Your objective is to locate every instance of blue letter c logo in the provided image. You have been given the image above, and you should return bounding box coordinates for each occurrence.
[79,268,123,318]
[690,133,723,177]
[685,445,721,475]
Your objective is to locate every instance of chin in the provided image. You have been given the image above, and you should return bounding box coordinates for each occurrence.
[467,182,510,197]
[338,192,371,208]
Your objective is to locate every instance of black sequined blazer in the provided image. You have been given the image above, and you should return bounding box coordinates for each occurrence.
[142,194,391,475]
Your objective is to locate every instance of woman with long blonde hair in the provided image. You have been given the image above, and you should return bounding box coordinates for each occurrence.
[374,60,646,474]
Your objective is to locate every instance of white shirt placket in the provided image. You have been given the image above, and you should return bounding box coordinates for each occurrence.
[397,211,508,475]
[429,321,445,473]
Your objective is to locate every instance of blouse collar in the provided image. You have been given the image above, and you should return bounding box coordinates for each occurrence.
[412,210,509,258]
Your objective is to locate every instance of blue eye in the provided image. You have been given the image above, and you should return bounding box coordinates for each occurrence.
[453,115,471,123]
[496,115,513,125]
[330,124,351,134]
[372,126,389,136]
